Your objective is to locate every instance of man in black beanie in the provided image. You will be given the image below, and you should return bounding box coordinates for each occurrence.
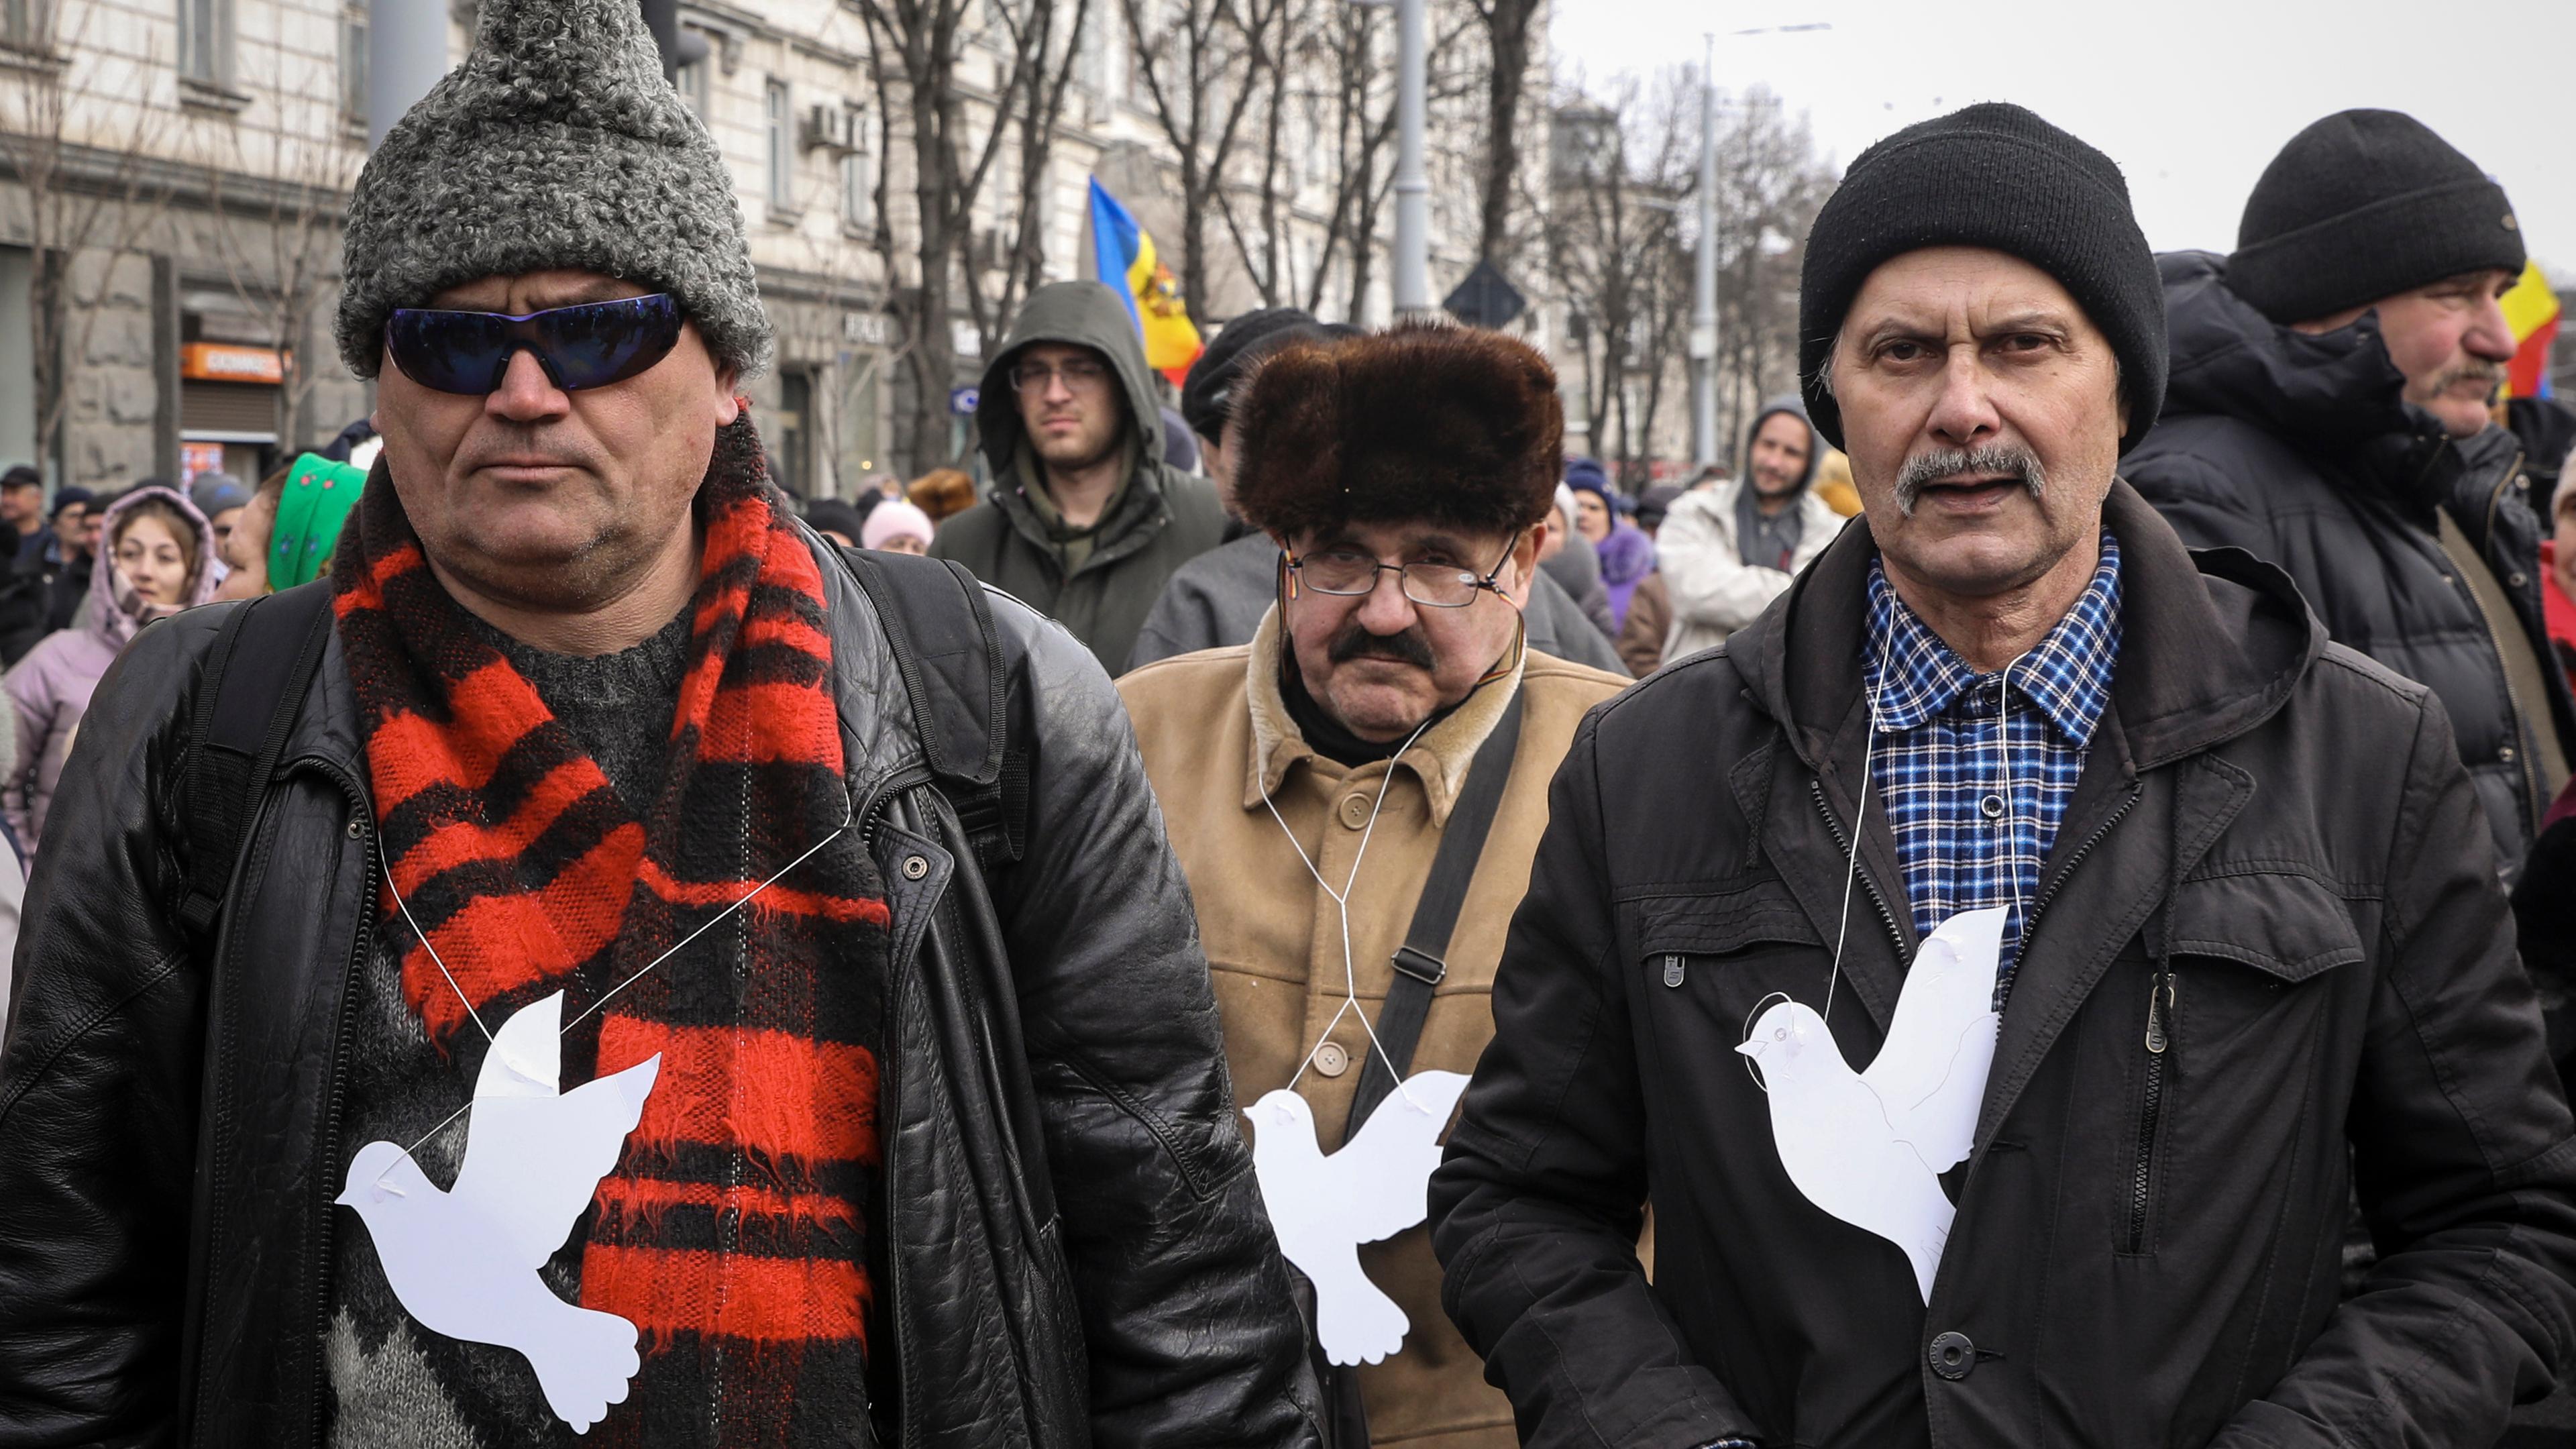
[1434,101,2576,1449]
[2125,110,2571,908]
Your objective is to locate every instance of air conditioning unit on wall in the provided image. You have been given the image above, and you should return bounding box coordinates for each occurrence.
[802,104,859,157]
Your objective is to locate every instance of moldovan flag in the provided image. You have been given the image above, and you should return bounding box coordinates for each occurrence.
[2503,258,2559,398]
[1088,178,1203,386]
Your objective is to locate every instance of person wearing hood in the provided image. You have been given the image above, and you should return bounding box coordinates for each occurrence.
[1652,395,1845,663]
[930,279,1229,674]
[1118,321,1628,1448]
[1126,314,1623,674]
[2125,111,2572,904]
[1538,483,1617,641]
[3,484,217,851]
[1565,462,1656,632]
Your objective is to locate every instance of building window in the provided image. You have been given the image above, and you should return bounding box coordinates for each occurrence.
[178,0,231,87]
[839,130,872,233]
[676,46,710,119]
[765,79,793,213]
[339,10,367,123]
[1,0,46,52]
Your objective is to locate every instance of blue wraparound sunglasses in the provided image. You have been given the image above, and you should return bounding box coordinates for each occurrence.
[384,293,685,394]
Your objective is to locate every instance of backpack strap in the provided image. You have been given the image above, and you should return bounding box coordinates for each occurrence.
[833,546,1029,868]
[176,582,337,941]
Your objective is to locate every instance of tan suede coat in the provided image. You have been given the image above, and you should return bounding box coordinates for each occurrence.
[1118,610,1627,1448]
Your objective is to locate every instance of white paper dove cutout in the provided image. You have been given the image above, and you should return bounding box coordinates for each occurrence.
[336,991,664,1434]
[1246,1069,1473,1366]
[1735,906,2010,1303]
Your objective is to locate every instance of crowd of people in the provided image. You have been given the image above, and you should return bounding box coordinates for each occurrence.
[4,1,2576,1446]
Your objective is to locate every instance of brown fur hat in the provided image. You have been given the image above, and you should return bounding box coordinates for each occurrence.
[1232,320,1563,542]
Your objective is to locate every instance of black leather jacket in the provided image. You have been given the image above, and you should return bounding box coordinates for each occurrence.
[0,531,1324,1449]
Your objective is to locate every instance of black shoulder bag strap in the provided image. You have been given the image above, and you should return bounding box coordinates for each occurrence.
[1316,688,1523,1447]
[1343,688,1524,1132]
[176,582,338,941]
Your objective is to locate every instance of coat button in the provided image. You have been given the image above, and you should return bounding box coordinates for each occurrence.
[1338,794,1373,830]
[346,818,366,839]
[902,855,930,881]
[2509,571,2528,588]
[1979,794,2006,820]
[2500,747,2517,764]
[1929,1330,1976,1380]
[1312,1042,1350,1077]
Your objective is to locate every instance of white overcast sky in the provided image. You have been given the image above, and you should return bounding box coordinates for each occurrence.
[1554,0,2576,281]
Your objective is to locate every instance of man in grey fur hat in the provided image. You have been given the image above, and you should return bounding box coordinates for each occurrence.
[0,3,1322,1446]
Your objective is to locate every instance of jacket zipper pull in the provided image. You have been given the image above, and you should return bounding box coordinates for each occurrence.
[2145,971,2176,1054]
[1662,953,1685,988]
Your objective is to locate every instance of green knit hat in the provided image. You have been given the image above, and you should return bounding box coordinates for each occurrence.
[270,454,368,590]
[335,0,771,381]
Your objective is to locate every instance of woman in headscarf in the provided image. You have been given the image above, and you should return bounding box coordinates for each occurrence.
[3,485,217,851]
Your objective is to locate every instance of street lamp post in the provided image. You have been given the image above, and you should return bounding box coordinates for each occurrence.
[1690,21,1829,472]
[368,0,449,149]
[1391,0,1430,317]
[1690,38,1718,469]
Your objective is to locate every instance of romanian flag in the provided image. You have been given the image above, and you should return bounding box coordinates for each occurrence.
[2503,258,2560,398]
[1088,178,1203,386]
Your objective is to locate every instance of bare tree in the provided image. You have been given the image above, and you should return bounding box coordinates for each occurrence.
[1293,0,1476,321]
[1547,74,1836,475]
[962,0,1094,348]
[0,0,174,484]
[199,105,362,460]
[1465,0,1540,267]
[1116,0,1289,317]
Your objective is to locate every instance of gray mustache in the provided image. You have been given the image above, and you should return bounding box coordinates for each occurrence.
[1892,444,2047,517]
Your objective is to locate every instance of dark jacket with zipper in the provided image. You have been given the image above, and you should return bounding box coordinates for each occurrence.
[932,282,1228,676]
[2125,250,2576,885]
[1430,482,2576,1448]
[0,530,1324,1449]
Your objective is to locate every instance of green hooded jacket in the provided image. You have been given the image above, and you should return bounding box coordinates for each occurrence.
[931,281,1226,675]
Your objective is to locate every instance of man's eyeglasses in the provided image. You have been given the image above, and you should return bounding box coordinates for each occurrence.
[1010,358,1111,395]
[1283,539,1517,608]
[383,293,685,395]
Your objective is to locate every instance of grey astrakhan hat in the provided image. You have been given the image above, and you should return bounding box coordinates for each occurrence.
[335,0,772,380]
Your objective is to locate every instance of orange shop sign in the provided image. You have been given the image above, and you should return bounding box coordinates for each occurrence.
[181,342,288,384]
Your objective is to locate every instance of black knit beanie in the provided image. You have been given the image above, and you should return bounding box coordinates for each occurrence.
[2229,109,2524,325]
[1181,307,1324,441]
[1798,103,2164,455]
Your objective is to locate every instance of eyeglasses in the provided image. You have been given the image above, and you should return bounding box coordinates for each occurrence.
[383,293,685,395]
[1010,358,1110,395]
[1283,539,1517,608]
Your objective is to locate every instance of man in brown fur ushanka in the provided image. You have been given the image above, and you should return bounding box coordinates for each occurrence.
[1118,321,1629,1447]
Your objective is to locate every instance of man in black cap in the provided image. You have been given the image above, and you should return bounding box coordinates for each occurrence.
[1124,312,1623,674]
[1433,102,2576,1448]
[2127,110,2573,903]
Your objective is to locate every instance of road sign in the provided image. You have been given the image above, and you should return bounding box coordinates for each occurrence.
[1443,260,1527,329]
[949,386,981,416]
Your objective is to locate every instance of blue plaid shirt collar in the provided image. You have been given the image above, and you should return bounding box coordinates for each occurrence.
[1865,534,2123,750]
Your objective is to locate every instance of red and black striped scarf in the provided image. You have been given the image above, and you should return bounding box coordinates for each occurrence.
[333,414,888,1443]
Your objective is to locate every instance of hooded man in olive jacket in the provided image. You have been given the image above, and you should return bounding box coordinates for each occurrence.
[1433,103,2576,1449]
[932,280,1228,674]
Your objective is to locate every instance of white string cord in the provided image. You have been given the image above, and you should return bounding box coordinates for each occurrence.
[376,802,857,1172]
[1263,713,1439,1113]
[1819,624,1898,1029]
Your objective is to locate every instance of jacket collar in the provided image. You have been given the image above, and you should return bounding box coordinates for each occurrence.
[1733,478,2325,775]
[2159,250,2460,518]
[1240,604,1526,826]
